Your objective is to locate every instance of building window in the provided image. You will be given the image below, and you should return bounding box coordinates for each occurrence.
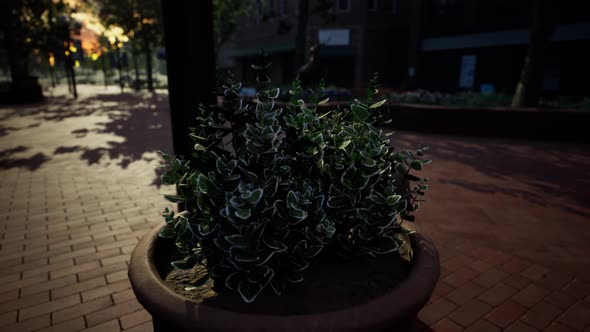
[278,0,286,16]
[369,0,378,11]
[336,0,351,12]
[369,0,379,12]
[392,0,398,14]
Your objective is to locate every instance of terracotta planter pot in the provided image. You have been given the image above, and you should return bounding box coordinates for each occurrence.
[129,225,440,332]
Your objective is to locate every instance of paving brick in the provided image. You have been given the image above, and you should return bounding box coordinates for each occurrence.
[0,289,20,304]
[562,280,590,301]
[106,270,129,284]
[444,255,475,271]
[19,294,80,320]
[122,321,153,332]
[0,310,17,327]
[95,238,138,252]
[23,245,71,263]
[82,280,131,302]
[20,274,78,296]
[75,247,121,265]
[536,272,574,291]
[521,265,552,282]
[448,299,493,327]
[0,291,50,314]
[0,273,47,294]
[505,273,534,289]
[513,284,551,308]
[48,247,96,264]
[418,298,459,326]
[543,322,575,332]
[119,309,151,329]
[101,253,130,266]
[52,295,113,323]
[472,268,509,289]
[19,259,76,279]
[478,283,519,306]
[504,320,539,332]
[2,314,51,332]
[426,317,462,332]
[481,251,512,267]
[121,244,136,255]
[82,319,121,332]
[443,267,480,288]
[557,301,590,331]
[447,282,487,306]
[429,281,454,304]
[470,260,493,273]
[85,299,142,327]
[51,276,107,299]
[0,272,21,285]
[36,317,86,332]
[546,291,578,311]
[521,301,563,330]
[50,261,101,280]
[112,289,137,304]
[500,257,532,274]
[47,236,93,251]
[464,320,501,332]
[485,300,529,328]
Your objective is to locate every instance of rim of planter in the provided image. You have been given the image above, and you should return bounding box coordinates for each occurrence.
[129,224,440,332]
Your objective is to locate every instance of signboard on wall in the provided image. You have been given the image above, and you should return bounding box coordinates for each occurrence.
[318,29,350,46]
[459,55,476,88]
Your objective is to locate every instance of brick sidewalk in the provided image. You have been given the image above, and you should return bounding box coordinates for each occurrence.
[1,85,589,331]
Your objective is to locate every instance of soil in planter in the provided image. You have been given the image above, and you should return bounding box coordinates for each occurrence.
[162,248,411,315]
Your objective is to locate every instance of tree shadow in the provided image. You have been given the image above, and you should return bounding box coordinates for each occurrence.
[394,132,590,217]
[0,146,49,171]
[1,90,173,185]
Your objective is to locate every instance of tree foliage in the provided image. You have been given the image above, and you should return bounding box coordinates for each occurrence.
[212,0,255,52]
[1,0,70,79]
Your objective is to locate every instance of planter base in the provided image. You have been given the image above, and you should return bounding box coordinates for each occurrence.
[130,225,440,332]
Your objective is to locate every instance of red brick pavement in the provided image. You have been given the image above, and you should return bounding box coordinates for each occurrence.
[1,85,589,331]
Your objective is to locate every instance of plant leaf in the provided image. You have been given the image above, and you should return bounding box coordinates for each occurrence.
[369,99,387,108]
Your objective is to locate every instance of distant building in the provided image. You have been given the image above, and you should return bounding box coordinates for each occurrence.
[220,0,590,96]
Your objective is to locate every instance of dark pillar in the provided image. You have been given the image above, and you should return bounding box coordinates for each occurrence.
[512,0,556,107]
[406,0,423,90]
[294,0,310,74]
[161,0,215,158]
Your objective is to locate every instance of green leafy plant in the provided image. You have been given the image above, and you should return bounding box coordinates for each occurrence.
[158,53,430,303]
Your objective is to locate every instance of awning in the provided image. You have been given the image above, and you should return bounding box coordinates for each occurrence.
[421,23,590,51]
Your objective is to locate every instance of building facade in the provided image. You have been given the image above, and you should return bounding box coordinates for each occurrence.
[221,0,590,96]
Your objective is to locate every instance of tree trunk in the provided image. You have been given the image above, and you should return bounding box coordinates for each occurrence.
[132,45,140,90]
[65,35,78,98]
[161,0,215,158]
[65,58,73,92]
[294,0,310,75]
[115,44,124,93]
[145,42,154,91]
[102,53,109,87]
[2,0,27,84]
[49,60,56,88]
[512,0,555,107]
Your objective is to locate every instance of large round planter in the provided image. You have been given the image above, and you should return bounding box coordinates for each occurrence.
[129,225,440,332]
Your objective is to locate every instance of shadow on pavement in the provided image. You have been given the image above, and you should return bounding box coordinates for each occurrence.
[394,133,590,218]
[0,89,173,185]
